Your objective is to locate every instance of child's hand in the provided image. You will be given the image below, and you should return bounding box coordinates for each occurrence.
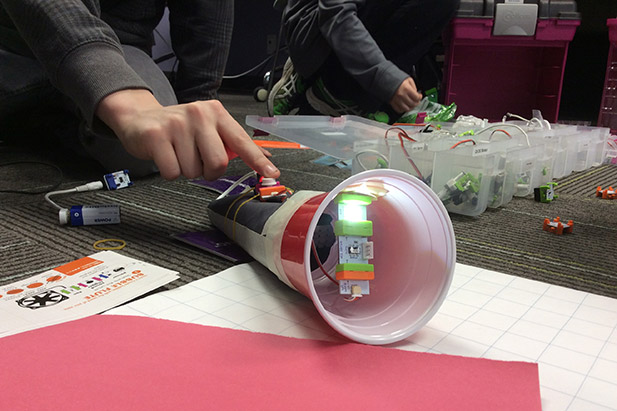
[96,89,280,181]
[389,77,423,113]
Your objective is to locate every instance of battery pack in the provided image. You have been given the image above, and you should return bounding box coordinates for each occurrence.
[59,205,121,226]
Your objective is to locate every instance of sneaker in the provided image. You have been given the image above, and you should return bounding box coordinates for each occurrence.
[267,58,306,116]
[306,77,389,123]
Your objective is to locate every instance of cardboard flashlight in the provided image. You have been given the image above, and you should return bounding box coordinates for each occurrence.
[207,169,456,345]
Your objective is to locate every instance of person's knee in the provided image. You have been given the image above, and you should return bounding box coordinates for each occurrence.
[121,45,178,107]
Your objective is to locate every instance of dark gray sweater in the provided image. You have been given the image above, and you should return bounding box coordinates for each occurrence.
[283,0,408,104]
[1,0,231,124]
[0,0,153,123]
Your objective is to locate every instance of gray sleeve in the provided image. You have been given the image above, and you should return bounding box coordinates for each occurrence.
[318,0,408,103]
[0,0,151,124]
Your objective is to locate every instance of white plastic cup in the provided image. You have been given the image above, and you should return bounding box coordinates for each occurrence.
[210,169,456,345]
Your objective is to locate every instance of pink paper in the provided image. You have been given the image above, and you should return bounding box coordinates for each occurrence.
[0,315,541,410]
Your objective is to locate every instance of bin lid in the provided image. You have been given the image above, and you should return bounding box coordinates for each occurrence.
[456,0,580,19]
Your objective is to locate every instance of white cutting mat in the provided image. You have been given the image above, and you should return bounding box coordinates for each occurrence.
[105,262,617,411]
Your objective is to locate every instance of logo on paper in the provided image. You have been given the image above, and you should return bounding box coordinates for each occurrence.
[16,290,68,310]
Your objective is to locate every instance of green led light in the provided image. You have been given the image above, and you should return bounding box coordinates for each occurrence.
[334,193,373,206]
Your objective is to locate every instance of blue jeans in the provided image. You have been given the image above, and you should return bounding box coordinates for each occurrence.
[0,45,176,177]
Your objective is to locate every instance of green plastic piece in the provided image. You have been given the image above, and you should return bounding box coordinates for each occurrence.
[335,192,373,205]
[454,173,481,193]
[334,220,373,237]
[396,98,457,124]
[367,111,390,124]
[534,182,558,203]
[425,87,439,103]
[335,263,374,272]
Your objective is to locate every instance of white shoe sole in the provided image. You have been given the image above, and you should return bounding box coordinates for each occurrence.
[267,58,295,116]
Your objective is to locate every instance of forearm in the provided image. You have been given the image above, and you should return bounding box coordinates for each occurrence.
[95,89,280,182]
[96,89,161,136]
[318,0,407,103]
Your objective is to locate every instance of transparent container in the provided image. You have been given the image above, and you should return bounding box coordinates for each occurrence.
[431,145,500,216]
[585,126,612,167]
[246,114,612,215]
[351,139,391,174]
[245,115,391,160]
[508,145,542,198]
[551,125,582,177]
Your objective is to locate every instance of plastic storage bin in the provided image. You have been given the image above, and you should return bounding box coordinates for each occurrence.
[431,145,501,217]
[246,115,390,161]
[442,1,580,123]
[246,114,613,216]
[598,18,617,133]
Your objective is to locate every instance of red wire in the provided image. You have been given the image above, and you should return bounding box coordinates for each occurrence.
[489,129,512,139]
[311,241,338,284]
[385,127,417,142]
[384,127,424,180]
[450,139,476,149]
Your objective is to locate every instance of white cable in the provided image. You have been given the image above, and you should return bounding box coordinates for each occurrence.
[475,123,531,147]
[45,181,104,210]
[502,112,551,131]
[502,112,530,123]
[216,171,256,200]
[354,150,389,171]
[223,55,273,80]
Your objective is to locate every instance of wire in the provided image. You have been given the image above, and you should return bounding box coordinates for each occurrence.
[475,123,531,147]
[489,129,512,140]
[385,127,417,142]
[311,241,338,285]
[223,53,277,80]
[231,194,260,240]
[311,235,359,303]
[223,190,251,226]
[0,161,63,194]
[44,181,103,210]
[450,139,476,149]
[45,189,74,210]
[502,113,530,123]
[354,149,389,171]
[529,117,545,128]
[502,113,550,131]
[384,127,425,181]
[217,171,256,200]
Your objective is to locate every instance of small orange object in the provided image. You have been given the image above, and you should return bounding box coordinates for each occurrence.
[253,140,307,150]
[257,185,286,198]
[596,186,616,199]
[335,270,375,281]
[543,217,574,235]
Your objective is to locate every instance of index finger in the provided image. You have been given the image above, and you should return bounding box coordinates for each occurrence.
[218,113,280,179]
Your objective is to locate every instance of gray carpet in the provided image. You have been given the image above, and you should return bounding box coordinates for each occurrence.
[1,92,616,300]
[451,164,617,298]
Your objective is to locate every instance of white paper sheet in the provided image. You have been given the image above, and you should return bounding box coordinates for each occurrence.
[0,251,178,338]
